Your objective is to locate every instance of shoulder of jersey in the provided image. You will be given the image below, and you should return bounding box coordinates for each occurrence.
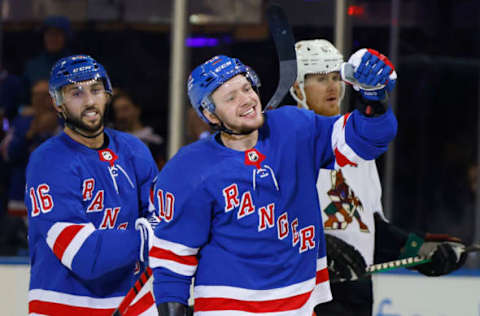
[265,105,314,130]
[106,128,146,149]
[28,134,72,167]
[162,137,214,172]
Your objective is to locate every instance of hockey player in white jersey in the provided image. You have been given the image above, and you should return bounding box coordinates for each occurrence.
[290,39,467,316]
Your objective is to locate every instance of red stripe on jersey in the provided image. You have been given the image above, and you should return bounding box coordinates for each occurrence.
[343,112,351,128]
[124,292,155,316]
[29,300,114,316]
[194,291,312,313]
[150,246,198,266]
[334,148,358,167]
[52,225,84,260]
[316,267,329,284]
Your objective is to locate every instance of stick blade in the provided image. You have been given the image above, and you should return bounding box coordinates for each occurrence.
[265,3,297,111]
[266,3,296,62]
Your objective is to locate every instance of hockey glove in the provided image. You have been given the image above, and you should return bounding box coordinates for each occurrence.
[135,218,154,263]
[325,234,367,283]
[401,233,467,276]
[341,48,397,116]
[157,302,189,316]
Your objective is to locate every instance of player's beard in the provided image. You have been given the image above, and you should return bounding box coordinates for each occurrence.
[63,105,105,136]
[221,111,265,135]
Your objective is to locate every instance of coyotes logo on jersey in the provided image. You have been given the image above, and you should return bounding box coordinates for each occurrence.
[324,169,369,232]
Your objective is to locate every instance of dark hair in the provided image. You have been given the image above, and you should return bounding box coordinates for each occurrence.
[43,15,72,40]
[110,89,140,109]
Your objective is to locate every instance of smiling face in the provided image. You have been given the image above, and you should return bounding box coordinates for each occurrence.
[206,74,264,134]
[57,79,109,135]
[298,72,342,117]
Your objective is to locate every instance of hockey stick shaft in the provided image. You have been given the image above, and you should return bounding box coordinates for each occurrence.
[264,2,297,111]
[366,256,430,274]
[366,242,480,275]
[112,267,153,316]
[331,243,480,283]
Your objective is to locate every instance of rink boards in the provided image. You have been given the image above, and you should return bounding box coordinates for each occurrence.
[0,258,478,316]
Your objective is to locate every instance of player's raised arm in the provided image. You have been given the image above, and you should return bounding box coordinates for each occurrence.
[339,48,399,155]
[291,46,398,173]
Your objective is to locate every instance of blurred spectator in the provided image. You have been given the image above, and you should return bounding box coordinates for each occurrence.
[0,65,23,123]
[110,89,166,169]
[0,66,22,219]
[0,79,60,255]
[429,159,476,247]
[1,79,61,218]
[22,15,73,96]
[186,107,212,143]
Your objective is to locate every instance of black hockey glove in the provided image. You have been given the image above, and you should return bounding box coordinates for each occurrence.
[401,233,467,276]
[325,234,367,283]
[157,302,189,316]
[354,93,389,117]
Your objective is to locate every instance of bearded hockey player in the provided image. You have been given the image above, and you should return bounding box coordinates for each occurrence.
[26,55,158,315]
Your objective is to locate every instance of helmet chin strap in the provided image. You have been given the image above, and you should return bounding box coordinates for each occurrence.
[208,112,256,136]
[289,84,309,109]
[213,122,254,136]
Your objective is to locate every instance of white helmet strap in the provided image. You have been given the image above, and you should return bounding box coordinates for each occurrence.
[289,84,309,109]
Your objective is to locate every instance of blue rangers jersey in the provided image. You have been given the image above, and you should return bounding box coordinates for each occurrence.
[150,106,397,315]
[26,128,158,315]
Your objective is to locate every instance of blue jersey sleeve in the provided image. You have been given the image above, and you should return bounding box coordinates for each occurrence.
[26,150,141,281]
[306,107,397,170]
[150,153,212,306]
[344,108,397,160]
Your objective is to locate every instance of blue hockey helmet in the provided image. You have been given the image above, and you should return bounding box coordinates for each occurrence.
[187,55,261,123]
[49,54,113,106]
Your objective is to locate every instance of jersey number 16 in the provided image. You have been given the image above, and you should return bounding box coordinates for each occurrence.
[29,184,54,217]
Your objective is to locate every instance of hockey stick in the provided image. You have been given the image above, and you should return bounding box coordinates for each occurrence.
[111,267,152,316]
[365,243,480,275]
[331,243,480,283]
[263,2,297,111]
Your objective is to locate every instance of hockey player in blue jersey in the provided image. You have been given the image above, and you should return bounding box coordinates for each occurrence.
[25,55,158,315]
[150,54,397,316]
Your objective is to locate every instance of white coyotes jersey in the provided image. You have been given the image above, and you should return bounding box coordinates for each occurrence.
[317,160,383,266]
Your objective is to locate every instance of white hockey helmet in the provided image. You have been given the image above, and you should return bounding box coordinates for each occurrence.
[290,39,345,109]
